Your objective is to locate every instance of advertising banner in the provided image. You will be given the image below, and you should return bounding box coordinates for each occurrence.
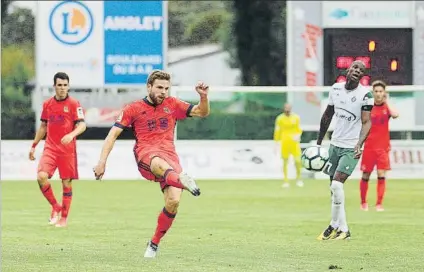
[3,140,422,181]
[36,1,166,87]
[1,141,298,181]
[103,1,166,84]
[36,1,105,87]
[322,1,414,28]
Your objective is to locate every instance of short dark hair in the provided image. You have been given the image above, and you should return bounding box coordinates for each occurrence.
[372,80,386,90]
[53,72,70,85]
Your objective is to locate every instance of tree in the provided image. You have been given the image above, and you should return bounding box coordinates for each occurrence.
[1,7,35,46]
[233,0,286,86]
[1,5,36,139]
[1,0,12,24]
[231,0,287,111]
[1,43,34,85]
[168,0,231,48]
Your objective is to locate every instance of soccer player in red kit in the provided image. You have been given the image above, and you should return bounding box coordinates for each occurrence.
[93,70,210,258]
[360,80,399,212]
[29,72,86,227]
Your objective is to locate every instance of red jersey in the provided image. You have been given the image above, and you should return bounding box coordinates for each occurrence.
[364,103,391,151]
[40,95,85,155]
[114,96,193,161]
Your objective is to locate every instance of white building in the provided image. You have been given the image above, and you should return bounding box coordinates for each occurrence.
[168,43,240,101]
[168,43,240,86]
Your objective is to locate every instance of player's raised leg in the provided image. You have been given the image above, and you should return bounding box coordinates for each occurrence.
[144,156,196,258]
[37,154,61,225]
[149,156,200,196]
[145,186,182,258]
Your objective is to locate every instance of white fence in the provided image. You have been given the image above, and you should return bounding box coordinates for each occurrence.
[32,85,424,131]
[1,140,424,181]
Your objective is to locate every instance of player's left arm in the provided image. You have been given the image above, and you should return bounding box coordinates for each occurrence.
[189,81,210,118]
[62,102,86,144]
[70,121,87,138]
[357,92,374,148]
[70,102,87,138]
[189,96,210,118]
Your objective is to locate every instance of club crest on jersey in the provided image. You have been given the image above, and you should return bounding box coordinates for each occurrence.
[163,107,170,113]
[64,106,69,112]
[351,97,356,102]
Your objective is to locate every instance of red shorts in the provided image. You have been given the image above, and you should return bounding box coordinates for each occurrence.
[38,152,78,180]
[137,151,182,191]
[361,148,391,172]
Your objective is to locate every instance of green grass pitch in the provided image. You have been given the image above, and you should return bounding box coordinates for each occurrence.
[2,179,424,272]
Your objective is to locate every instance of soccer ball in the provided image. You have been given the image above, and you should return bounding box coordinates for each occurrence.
[301,146,330,172]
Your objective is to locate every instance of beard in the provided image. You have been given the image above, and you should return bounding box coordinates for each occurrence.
[149,93,165,105]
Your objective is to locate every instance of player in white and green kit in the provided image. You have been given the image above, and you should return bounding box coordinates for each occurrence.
[316,60,374,240]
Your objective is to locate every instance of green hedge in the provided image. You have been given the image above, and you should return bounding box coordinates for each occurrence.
[177,112,275,139]
[1,109,35,139]
[2,110,320,141]
[177,112,317,142]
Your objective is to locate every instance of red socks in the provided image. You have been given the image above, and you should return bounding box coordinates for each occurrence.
[40,181,73,218]
[151,207,176,245]
[360,177,386,205]
[360,178,369,204]
[377,177,386,205]
[61,186,73,218]
[150,170,182,246]
[40,182,60,209]
[164,169,184,189]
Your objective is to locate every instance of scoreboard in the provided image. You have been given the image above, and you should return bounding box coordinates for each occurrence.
[286,1,424,130]
[323,28,413,86]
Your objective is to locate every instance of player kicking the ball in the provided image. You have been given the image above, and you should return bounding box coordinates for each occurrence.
[93,70,210,258]
[29,72,86,227]
[360,80,399,212]
[316,60,374,240]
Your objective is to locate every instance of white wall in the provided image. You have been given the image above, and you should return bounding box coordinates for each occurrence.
[169,51,240,86]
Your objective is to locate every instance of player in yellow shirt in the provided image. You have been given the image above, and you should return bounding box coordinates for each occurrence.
[273,103,303,188]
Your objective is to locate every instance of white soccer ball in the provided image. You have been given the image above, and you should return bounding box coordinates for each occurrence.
[301,146,330,172]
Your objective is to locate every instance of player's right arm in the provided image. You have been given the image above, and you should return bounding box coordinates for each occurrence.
[317,87,335,145]
[273,115,282,153]
[29,102,48,161]
[93,106,133,180]
[273,115,282,142]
